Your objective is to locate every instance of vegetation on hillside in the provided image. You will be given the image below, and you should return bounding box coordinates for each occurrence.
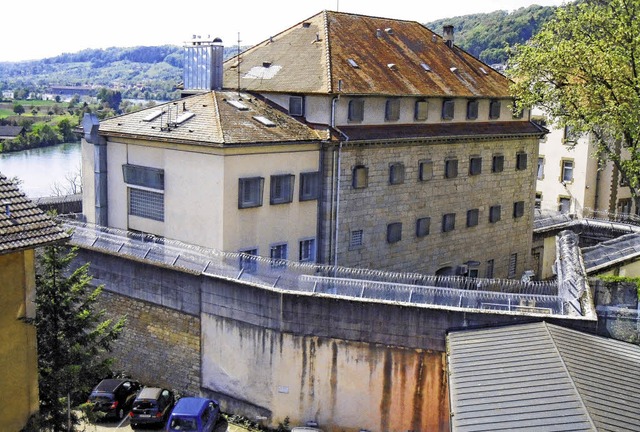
[425,4,557,65]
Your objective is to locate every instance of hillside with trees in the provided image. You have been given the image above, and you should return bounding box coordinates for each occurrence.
[425,4,557,65]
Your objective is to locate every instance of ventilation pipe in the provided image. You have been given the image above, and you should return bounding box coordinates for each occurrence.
[183,36,224,93]
[443,25,454,47]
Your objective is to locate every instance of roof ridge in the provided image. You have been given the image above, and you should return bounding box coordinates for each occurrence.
[544,322,598,431]
[322,10,333,93]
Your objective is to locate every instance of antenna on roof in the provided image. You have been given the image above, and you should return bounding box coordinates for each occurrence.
[237,32,241,97]
[336,0,339,11]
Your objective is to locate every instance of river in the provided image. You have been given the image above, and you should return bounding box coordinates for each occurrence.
[0,142,82,198]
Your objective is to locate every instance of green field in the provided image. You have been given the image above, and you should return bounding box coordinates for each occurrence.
[0,108,13,118]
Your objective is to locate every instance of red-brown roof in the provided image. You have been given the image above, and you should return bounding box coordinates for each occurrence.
[223,10,511,98]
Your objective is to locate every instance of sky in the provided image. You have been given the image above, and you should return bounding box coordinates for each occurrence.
[2,0,568,62]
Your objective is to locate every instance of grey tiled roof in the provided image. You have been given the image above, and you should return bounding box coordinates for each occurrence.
[99,91,325,146]
[0,125,25,138]
[447,322,640,431]
[582,233,640,273]
[0,173,69,254]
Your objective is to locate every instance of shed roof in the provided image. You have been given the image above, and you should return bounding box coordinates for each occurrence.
[99,91,325,146]
[223,10,511,97]
[0,173,69,255]
[447,321,640,431]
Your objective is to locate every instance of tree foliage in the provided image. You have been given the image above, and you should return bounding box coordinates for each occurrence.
[508,0,640,204]
[13,103,25,115]
[27,244,126,431]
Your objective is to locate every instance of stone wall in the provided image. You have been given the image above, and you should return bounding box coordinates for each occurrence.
[94,289,201,396]
[320,136,539,278]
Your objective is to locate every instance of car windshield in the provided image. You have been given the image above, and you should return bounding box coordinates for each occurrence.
[169,417,197,431]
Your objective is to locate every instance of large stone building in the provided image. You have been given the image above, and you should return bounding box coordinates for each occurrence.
[82,10,546,279]
[0,173,69,430]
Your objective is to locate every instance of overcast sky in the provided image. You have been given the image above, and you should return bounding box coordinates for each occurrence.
[2,0,569,62]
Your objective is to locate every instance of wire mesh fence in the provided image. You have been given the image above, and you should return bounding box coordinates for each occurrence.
[60,217,568,316]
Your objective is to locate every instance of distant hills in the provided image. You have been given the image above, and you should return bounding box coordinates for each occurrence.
[0,5,557,101]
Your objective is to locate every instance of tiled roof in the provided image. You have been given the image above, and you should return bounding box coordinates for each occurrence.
[582,233,640,273]
[0,125,25,138]
[0,173,69,254]
[339,121,545,142]
[99,91,325,145]
[447,322,640,431]
[223,10,511,97]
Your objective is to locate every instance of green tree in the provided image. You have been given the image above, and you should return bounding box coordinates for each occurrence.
[508,0,640,206]
[13,103,25,116]
[56,118,77,142]
[27,244,126,431]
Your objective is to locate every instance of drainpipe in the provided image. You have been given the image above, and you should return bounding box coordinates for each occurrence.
[330,96,350,269]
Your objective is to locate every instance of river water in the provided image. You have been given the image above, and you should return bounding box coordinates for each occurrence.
[0,142,81,198]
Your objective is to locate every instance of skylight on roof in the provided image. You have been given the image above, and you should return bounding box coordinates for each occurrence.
[347,58,359,68]
[142,110,163,122]
[253,116,276,127]
[174,112,195,124]
[420,63,431,72]
[227,100,249,111]
[387,63,397,71]
[450,67,458,73]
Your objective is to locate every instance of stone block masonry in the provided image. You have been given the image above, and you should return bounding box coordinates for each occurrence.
[94,290,201,396]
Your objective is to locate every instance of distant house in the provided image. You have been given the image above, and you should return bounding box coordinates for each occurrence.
[0,173,69,429]
[447,321,640,431]
[49,85,94,96]
[0,125,25,141]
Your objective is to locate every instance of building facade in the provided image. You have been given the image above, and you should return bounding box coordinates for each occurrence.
[0,173,69,430]
[82,11,545,278]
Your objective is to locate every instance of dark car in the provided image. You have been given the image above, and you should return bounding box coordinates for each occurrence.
[166,397,220,432]
[130,387,175,428]
[88,378,141,420]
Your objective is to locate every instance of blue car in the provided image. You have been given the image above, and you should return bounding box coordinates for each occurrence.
[166,397,220,432]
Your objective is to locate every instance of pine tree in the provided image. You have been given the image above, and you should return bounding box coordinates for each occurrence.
[27,244,126,431]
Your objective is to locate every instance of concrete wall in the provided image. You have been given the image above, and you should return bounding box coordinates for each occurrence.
[0,250,39,430]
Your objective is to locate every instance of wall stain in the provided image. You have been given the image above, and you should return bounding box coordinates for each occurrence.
[411,350,426,431]
[308,339,316,398]
[329,341,339,419]
[379,349,392,432]
[299,338,308,407]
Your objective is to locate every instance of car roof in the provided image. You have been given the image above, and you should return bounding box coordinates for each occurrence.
[171,397,212,415]
[93,379,130,393]
[136,387,165,400]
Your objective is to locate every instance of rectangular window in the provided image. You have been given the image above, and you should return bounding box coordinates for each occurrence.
[385,98,400,121]
[419,160,433,181]
[350,229,363,248]
[238,177,264,208]
[492,155,504,173]
[469,156,482,176]
[486,259,495,279]
[445,158,458,179]
[442,99,455,120]
[535,192,542,209]
[387,222,402,243]
[416,217,431,237]
[516,152,528,170]
[270,174,294,205]
[537,157,545,180]
[561,160,574,183]
[466,209,479,227]
[389,162,405,185]
[558,197,571,213]
[415,100,428,121]
[508,253,517,278]
[352,165,368,189]
[289,96,304,116]
[442,213,456,232]
[618,198,632,215]
[466,100,478,120]
[348,99,364,122]
[512,100,524,119]
[299,171,320,201]
[299,239,316,263]
[129,188,164,221]
[239,248,258,274]
[513,201,525,218]
[270,243,288,268]
[563,125,577,144]
[489,100,501,119]
[122,164,164,190]
[489,205,501,223]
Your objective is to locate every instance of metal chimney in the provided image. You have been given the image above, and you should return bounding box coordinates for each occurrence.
[183,36,224,93]
[443,25,454,47]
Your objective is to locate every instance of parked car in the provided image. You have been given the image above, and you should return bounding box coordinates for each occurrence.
[87,378,141,420]
[130,387,175,428]
[166,397,220,432]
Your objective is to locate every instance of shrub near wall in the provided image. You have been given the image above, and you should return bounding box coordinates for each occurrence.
[94,290,201,395]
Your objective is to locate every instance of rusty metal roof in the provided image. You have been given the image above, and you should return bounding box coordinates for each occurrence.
[99,91,325,146]
[0,173,69,255]
[223,10,511,97]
